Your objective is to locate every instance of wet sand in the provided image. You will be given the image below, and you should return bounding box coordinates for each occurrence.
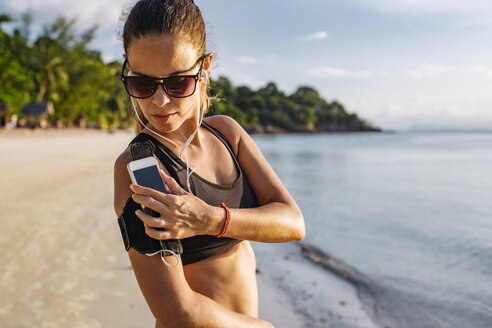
[0,128,376,328]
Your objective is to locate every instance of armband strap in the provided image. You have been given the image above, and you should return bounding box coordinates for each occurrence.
[117,213,130,251]
[130,140,154,161]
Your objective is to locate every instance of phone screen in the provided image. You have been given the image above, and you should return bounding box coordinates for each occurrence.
[133,166,168,193]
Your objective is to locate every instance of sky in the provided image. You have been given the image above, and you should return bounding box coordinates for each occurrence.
[3,0,492,130]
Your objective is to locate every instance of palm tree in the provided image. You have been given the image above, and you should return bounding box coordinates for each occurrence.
[32,37,69,102]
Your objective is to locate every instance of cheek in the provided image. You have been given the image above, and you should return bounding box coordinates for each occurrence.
[135,99,150,112]
[132,99,152,122]
[181,93,201,115]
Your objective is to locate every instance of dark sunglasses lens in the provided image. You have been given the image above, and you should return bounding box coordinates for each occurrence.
[164,76,196,97]
[125,77,156,98]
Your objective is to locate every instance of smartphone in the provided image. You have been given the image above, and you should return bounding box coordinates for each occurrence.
[127,156,169,194]
[127,156,172,240]
[127,156,169,219]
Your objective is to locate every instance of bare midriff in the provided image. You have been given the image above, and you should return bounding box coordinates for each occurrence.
[154,241,258,328]
[183,241,258,316]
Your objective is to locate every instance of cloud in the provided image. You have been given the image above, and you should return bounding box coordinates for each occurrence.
[302,31,329,41]
[346,97,492,131]
[2,0,126,27]
[405,64,453,78]
[469,65,492,78]
[235,56,259,64]
[307,66,373,79]
[457,14,492,27]
[235,54,276,65]
[353,0,492,14]
[353,0,492,30]
[2,0,134,62]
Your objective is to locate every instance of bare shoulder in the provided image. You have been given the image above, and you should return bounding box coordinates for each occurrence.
[204,114,243,135]
[203,115,246,155]
[114,146,133,216]
[114,146,133,173]
[205,116,299,210]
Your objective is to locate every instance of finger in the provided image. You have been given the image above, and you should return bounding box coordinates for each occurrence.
[130,183,157,195]
[131,184,175,204]
[144,224,176,240]
[160,169,186,195]
[135,209,167,229]
[132,194,173,215]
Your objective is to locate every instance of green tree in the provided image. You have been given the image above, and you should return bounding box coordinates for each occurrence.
[31,36,69,102]
[0,14,34,112]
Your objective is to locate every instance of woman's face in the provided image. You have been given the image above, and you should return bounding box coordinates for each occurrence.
[126,34,206,135]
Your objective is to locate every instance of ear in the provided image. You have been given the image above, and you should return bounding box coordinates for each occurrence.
[202,53,213,79]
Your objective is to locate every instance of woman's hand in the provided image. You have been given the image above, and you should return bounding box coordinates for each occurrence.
[130,169,222,240]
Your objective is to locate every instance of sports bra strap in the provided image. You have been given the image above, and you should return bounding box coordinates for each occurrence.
[201,121,241,169]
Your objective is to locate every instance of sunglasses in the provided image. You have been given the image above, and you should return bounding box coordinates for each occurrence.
[120,57,205,99]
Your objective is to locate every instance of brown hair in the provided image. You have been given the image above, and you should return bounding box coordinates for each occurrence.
[121,0,212,134]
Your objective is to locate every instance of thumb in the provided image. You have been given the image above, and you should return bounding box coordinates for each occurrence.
[160,169,186,195]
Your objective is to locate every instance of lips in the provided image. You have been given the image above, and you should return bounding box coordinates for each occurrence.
[152,113,175,123]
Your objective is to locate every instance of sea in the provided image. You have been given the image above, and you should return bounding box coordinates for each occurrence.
[252,131,492,328]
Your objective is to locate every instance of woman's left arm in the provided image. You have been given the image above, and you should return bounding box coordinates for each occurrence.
[207,115,305,242]
[131,115,305,243]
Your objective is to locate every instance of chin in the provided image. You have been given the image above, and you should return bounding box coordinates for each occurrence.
[150,116,184,133]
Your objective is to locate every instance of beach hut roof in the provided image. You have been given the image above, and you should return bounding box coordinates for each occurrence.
[20,101,54,116]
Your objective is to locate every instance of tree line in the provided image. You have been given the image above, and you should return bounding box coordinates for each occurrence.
[0,13,379,132]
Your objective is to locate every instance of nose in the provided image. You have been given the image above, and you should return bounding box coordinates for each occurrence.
[152,84,172,107]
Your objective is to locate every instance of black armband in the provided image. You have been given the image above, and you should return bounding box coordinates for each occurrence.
[117,196,183,255]
[117,140,183,256]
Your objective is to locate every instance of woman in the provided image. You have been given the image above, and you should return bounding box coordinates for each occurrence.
[113,0,305,327]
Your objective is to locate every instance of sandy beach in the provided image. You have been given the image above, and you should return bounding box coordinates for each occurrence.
[0,129,377,328]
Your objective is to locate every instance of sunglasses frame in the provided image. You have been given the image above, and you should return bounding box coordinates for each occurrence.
[120,56,205,99]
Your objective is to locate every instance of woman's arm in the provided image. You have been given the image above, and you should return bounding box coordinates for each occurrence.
[208,115,305,242]
[207,116,305,242]
[130,115,305,243]
[114,150,273,328]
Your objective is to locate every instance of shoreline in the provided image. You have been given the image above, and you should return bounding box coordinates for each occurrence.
[252,241,377,328]
[0,125,383,136]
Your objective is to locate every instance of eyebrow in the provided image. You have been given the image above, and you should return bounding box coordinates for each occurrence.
[130,60,198,78]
